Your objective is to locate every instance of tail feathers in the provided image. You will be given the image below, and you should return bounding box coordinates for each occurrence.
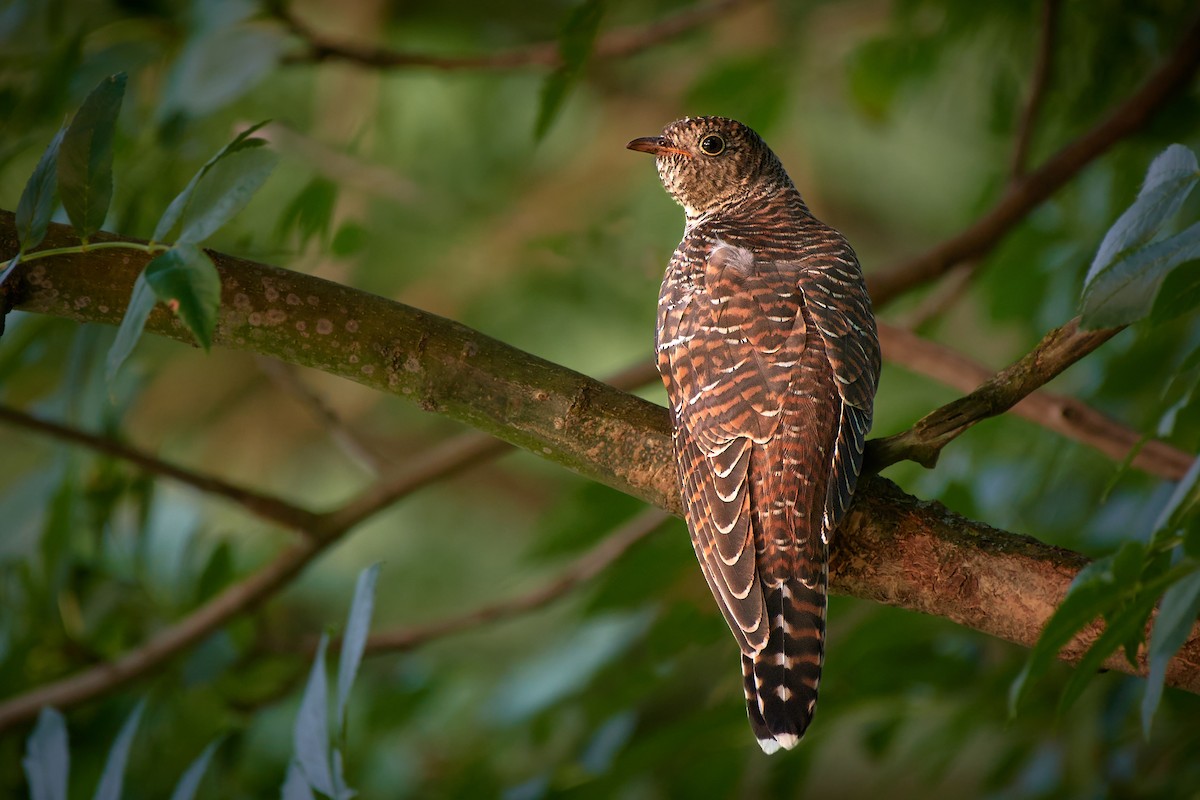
[742,576,827,753]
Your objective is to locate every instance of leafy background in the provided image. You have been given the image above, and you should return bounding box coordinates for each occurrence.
[1,0,1200,797]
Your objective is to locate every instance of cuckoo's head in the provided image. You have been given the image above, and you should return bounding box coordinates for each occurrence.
[627,116,792,218]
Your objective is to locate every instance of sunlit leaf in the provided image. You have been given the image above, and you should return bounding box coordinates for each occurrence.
[534,0,605,140]
[15,124,66,252]
[336,563,380,733]
[93,699,145,800]
[106,271,157,383]
[176,146,278,245]
[58,72,126,240]
[1142,566,1200,736]
[1085,144,1200,286]
[282,761,317,800]
[144,243,222,351]
[23,707,69,800]
[1080,222,1200,329]
[293,633,334,797]
[168,738,222,800]
[154,120,271,243]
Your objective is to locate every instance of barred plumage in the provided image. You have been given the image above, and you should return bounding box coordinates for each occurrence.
[628,117,880,753]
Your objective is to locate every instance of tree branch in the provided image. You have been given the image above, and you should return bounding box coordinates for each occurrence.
[876,321,1192,480]
[0,404,321,532]
[3,213,1199,729]
[868,12,1200,307]
[1010,0,1061,179]
[277,0,758,70]
[867,318,1122,472]
[359,508,669,656]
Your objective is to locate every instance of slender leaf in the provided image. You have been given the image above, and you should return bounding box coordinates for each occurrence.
[1153,452,1200,535]
[534,0,606,140]
[1149,259,1200,326]
[1084,144,1200,288]
[331,749,356,800]
[23,707,69,800]
[336,563,380,732]
[1142,566,1200,735]
[154,120,271,243]
[1009,556,1116,714]
[93,699,146,800]
[58,72,126,240]
[143,243,222,351]
[282,761,317,800]
[15,124,66,252]
[293,633,334,797]
[1057,589,1159,713]
[1080,221,1200,329]
[106,271,158,383]
[0,254,20,289]
[169,739,222,800]
[176,145,277,245]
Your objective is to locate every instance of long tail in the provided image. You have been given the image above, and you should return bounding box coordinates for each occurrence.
[741,571,827,753]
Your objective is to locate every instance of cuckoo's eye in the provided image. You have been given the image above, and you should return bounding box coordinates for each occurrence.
[699,134,725,156]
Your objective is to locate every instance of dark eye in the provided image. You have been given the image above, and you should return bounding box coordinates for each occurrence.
[699,134,725,156]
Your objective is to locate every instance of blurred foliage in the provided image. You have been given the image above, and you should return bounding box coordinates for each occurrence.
[1,0,1200,798]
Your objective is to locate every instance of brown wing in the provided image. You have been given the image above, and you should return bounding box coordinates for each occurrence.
[793,242,880,533]
[657,242,810,653]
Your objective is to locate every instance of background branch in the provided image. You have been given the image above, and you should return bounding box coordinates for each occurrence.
[868,12,1200,307]
[4,212,1199,725]
[1010,0,1061,179]
[277,0,757,70]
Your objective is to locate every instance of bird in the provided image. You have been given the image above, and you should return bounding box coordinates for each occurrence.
[627,116,880,753]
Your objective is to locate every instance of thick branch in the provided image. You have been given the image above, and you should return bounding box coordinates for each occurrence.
[876,322,1192,479]
[278,0,756,70]
[868,13,1200,307]
[3,214,1199,722]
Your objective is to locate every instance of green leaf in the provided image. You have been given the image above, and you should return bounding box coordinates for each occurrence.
[1149,259,1200,326]
[154,120,270,242]
[106,271,157,383]
[1056,588,1159,713]
[336,563,380,733]
[534,0,606,140]
[294,633,334,797]
[15,124,66,252]
[277,176,338,249]
[23,707,69,800]
[162,26,284,118]
[168,739,222,800]
[176,145,278,245]
[1153,454,1200,536]
[144,243,222,351]
[58,72,126,240]
[1085,145,1200,284]
[1142,566,1200,736]
[283,761,317,800]
[92,699,145,800]
[1009,556,1116,714]
[1080,222,1200,329]
[154,120,271,243]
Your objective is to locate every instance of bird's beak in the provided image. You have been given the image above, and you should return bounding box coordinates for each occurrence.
[626,136,691,158]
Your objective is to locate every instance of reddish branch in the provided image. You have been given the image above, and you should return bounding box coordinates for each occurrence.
[278,0,757,70]
[868,12,1200,307]
[866,318,1123,472]
[877,322,1193,480]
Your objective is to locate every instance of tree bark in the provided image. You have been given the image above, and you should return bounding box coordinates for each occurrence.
[3,210,1198,694]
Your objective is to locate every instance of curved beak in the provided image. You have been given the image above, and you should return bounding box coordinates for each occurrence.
[626,136,691,157]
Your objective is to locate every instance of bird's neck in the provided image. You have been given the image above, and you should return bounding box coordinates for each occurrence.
[684,183,811,237]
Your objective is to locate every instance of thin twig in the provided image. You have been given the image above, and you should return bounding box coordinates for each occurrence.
[1011,0,1061,179]
[257,356,386,476]
[278,0,756,70]
[877,322,1192,480]
[360,508,669,656]
[868,13,1200,307]
[866,318,1122,472]
[0,404,320,532]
